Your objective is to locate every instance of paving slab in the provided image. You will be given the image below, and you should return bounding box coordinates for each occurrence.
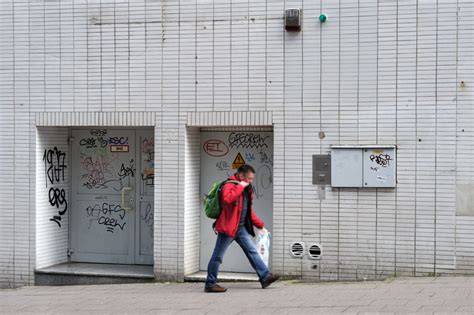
[2,276,474,314]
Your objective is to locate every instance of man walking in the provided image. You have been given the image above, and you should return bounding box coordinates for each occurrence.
[205,164,280,293]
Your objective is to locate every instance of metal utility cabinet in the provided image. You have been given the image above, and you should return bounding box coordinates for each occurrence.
[330,146,396,188]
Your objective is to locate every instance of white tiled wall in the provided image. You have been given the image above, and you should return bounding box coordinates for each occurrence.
[36,127,69,269]
[184,127,201,276]
[1,0,474,287]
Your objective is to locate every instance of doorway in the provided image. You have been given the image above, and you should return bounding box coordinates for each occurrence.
[200,130,273,272]
[70,128,154,265]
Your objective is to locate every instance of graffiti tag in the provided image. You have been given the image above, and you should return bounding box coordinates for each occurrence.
[203,139,229,157]
[86,203,126,233]
[43,147,67,227]
[228,132,269,149]
[370,153,392,167]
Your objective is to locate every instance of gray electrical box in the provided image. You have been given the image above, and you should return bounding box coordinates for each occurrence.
[285,8,301,31]
[312,155,331,185]
[331,146,396,188]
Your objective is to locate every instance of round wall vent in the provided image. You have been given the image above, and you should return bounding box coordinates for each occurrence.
[289,242,305,258]
[308,243,322,259]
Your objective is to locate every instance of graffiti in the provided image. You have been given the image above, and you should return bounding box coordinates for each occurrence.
[81,155,122,190]
[86,202,126,233]
[228,132,270,149]
[81,156,111,188]
[44,147,67,227]
[79,137,95,148]
[245,153,255,162]
[142,169,154,185]
[49,187,67,227]
[203,139,229,157]
[98,216,126,233]
[370,166,379,172]
[141,138,154,185]
[90,129,107,137]
[79,136,127,148]
[369,153,392,167]
[49,188,67,214]
[216,160,230,171]
[141,203,154,237]
[79,137,108,156]
[108,136,128,145]
[80,137,105,149]
[142,138,154,163]
[254,164,272,199]
[50,216,62,226]
[43,147,67,187]
[259,150,273,166]
[118,159,135,180]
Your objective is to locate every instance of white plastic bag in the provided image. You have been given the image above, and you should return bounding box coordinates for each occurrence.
[254,228,270,267]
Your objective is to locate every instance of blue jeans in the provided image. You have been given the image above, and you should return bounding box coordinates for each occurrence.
[205,227,270,288]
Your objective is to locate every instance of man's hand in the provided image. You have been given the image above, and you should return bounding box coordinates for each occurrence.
[257,227,268,235]
[239,181,250,188]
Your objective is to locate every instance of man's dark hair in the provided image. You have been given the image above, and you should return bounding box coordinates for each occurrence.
[237,164,255,174]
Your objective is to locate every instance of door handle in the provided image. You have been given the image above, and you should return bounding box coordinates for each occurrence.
[121,187,133,211]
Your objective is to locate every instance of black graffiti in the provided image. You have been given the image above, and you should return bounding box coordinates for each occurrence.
[141,173,154,186]
[228,132,270,149]
[43,147,67,187]
[86,203,126,233]
[118,159,135,180]
[86,203,126,219]
[98,137,108,147]
[370,154,392,167]
[50,216,62,227]
[49,188,67,215]
[83,179,123,191]
[90,129,107,137]
[80,137,97,148]
[98,216,126,233]
[141,203,154,234]
[44,147,67,227]
[79,137,108,148]
[79,136,126,149]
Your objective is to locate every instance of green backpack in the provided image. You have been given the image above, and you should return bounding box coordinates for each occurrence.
[204,180,240,219]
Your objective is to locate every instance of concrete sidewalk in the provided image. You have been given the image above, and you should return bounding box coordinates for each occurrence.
[1,276,474,314]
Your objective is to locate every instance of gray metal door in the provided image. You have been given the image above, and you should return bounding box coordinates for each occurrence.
[70,128,154,265]
[200,131,273,273]
[135,129,154,264]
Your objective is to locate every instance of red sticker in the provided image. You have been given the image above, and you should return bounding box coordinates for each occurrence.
[203,140,229,157]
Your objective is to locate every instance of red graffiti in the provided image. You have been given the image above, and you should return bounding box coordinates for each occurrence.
[203,140,229,157]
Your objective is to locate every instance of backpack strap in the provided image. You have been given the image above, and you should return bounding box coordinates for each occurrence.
[212,180,241,234]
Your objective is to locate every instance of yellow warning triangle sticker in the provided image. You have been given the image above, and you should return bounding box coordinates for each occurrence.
[232,152,246,169]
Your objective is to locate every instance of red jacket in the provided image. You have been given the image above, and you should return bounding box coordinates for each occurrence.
[215,175,265,238]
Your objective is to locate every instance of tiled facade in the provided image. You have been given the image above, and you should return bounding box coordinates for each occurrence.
[0,0,473,287]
